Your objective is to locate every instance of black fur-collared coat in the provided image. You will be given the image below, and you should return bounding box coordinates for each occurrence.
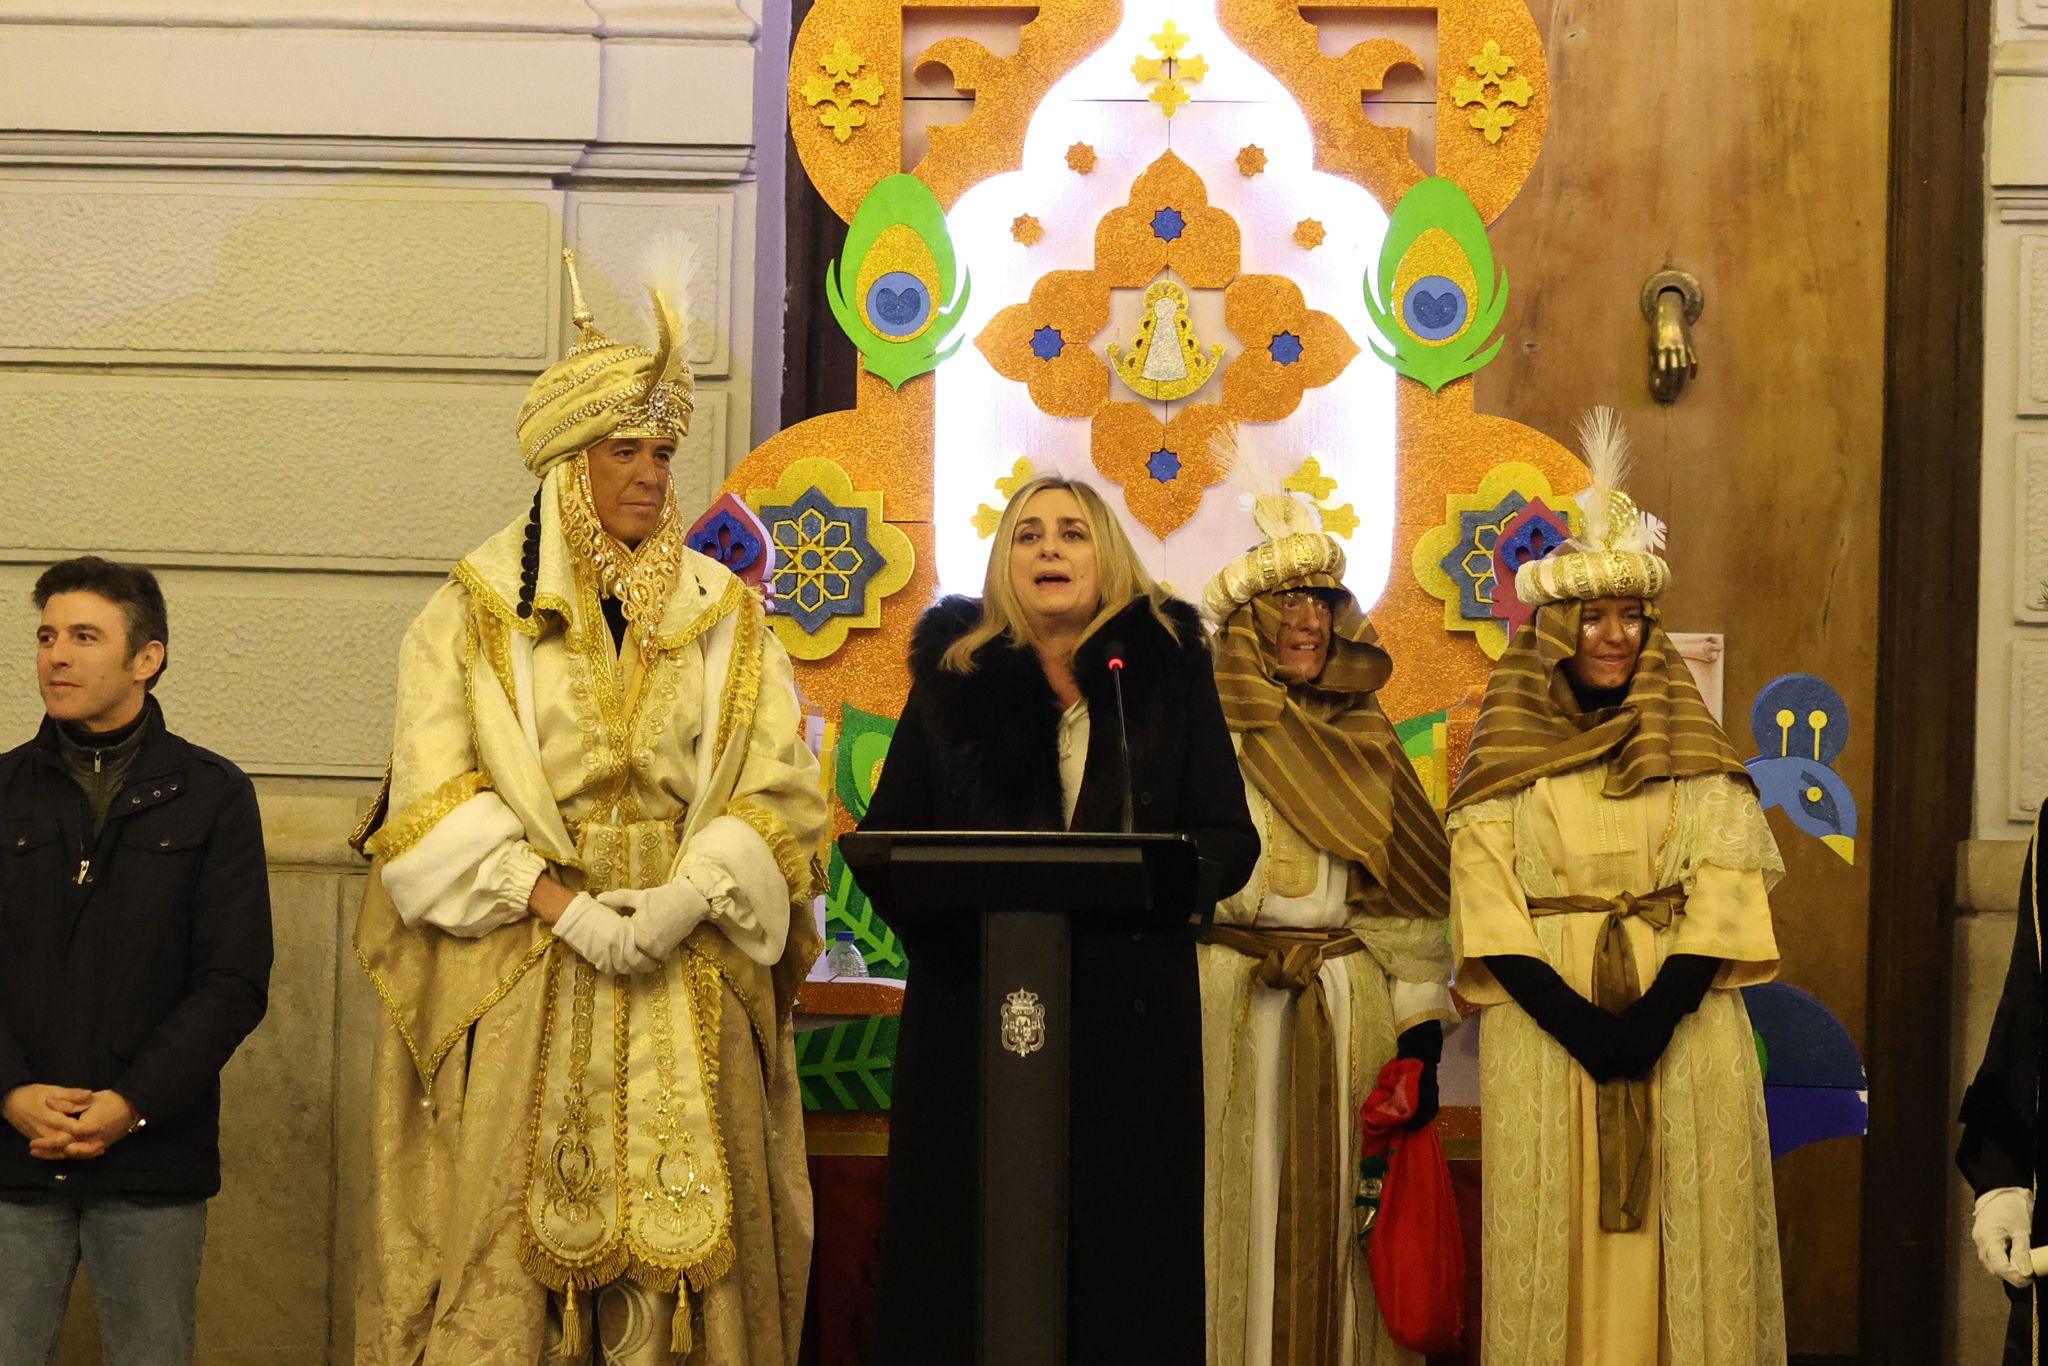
[858,593,1257,1365]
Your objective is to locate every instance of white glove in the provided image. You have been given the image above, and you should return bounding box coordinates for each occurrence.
[553,893,659,976]
[1973,1187,2035,1287]
[596,879,712,961]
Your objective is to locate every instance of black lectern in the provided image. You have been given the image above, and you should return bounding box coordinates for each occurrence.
[839,830,1200,1366]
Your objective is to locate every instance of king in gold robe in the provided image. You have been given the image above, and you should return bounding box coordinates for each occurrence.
[351,251,825,1365]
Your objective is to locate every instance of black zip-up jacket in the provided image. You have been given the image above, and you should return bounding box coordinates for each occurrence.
[0,699,271,1200]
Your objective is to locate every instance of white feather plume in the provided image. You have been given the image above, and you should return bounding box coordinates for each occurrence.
[1214,423,1320,541]
[636,232,699,343]
[1571,406,1629,546]
[1638,510,1668,554]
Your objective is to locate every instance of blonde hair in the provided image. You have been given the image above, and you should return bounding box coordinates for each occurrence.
[941,475,1180,674]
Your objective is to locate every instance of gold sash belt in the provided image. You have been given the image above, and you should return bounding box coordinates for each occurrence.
[1524,886,1686,1233]
[1201,925,1364,1366]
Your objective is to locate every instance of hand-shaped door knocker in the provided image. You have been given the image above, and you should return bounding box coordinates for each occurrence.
[1640,268,1703,405]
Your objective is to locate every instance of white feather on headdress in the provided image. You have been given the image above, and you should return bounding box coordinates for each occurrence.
[1213,423,1320,540]
[636,232,698,345]
[1568,405,1666,555]
[1572,406,1629,548]
[627,232,698,395]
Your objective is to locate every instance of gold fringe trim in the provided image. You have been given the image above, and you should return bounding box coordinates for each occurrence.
[518,1234,633,1295]
[682,1233,738,1293]
[348,764,392,858]
[476,604,520,717]
[363,770,490,862]
[727,800,823,903]
[453,557,573,640]
[660,571,747,655]
[711,587,763,765]
[354,920,555,1100]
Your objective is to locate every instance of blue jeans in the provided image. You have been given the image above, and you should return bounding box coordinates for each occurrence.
[0,1194,208,1366]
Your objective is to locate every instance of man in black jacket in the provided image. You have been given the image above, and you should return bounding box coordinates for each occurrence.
[0,557,271,1365]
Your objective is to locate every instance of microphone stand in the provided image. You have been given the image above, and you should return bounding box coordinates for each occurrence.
[1106,648,1134,834]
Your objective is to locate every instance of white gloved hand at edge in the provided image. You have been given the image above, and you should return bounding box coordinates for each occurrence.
[553,893,660,976]
[596,879,712,961]
[1973,1186,2035,1288]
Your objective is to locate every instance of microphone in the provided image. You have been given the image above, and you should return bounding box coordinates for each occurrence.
[1104,640,1134,834]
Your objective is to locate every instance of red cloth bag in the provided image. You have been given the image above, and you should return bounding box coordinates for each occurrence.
[1357,1057,1466,1354]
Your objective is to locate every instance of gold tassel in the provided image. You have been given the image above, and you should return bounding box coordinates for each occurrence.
[561,1289,585,1360]
[671,1291,694,1357]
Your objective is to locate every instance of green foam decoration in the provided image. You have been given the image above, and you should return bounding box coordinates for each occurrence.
[1395,708,1449,759]
[825,842,908,975]
[1362,177,1510,393]
[795,1013,901,1112]
[834,704,898,822]
[824,174,973,389]
[1754,1028,1770,1080]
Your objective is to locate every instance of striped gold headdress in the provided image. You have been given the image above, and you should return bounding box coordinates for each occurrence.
[1202,429,1347,622]
[514,243,696,479]
[1205,432,1450,920]
[1515,407,1670,607]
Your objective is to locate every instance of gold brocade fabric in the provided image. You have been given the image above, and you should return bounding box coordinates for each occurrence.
[1200,925,1365,1366]
[1448,770,1784,1365]
[1448,603,1746,813]
[520,821,736,1309]
[354,482,825,1365]
[1525,887,1686,1233]
[1212,585,1449,920]
[515,250,693,479]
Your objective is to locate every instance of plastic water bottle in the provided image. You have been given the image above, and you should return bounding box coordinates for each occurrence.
[824,930,869,978]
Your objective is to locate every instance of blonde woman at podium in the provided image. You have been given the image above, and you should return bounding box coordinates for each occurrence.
[860,475,1257,1364]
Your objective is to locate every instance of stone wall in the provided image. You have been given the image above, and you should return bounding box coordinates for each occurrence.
[0,4,775,1360]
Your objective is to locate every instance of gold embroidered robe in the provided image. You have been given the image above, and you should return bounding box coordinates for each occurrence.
[1448,765,1786,1366]
[1199,755,1457,1366]
[353,481,824,1366]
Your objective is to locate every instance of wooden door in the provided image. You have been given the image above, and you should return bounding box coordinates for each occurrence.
[1475,3,1891,1355]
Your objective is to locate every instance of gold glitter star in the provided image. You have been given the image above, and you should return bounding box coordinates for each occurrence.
[995,457,1035,499]
[1011,214,1044,246]
[1237,144,1267,176]
[1294,218,1327,249]
[1319,502,1359,539]
[1284,455,1338,502]
[974,458,1037,538]
[1132,19,1205,120]
[1065,142,1097,174]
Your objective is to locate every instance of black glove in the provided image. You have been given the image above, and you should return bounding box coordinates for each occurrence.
[1394,1021,1442,1128]
[1610,954,1721,1079]
[1485,954,1625,1082]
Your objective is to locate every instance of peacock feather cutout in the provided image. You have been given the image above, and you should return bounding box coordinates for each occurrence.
[1362,177,1509,392]
[825,174,972,389]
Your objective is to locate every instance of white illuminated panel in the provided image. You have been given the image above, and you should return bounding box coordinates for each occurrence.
[933,0,1396,608]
